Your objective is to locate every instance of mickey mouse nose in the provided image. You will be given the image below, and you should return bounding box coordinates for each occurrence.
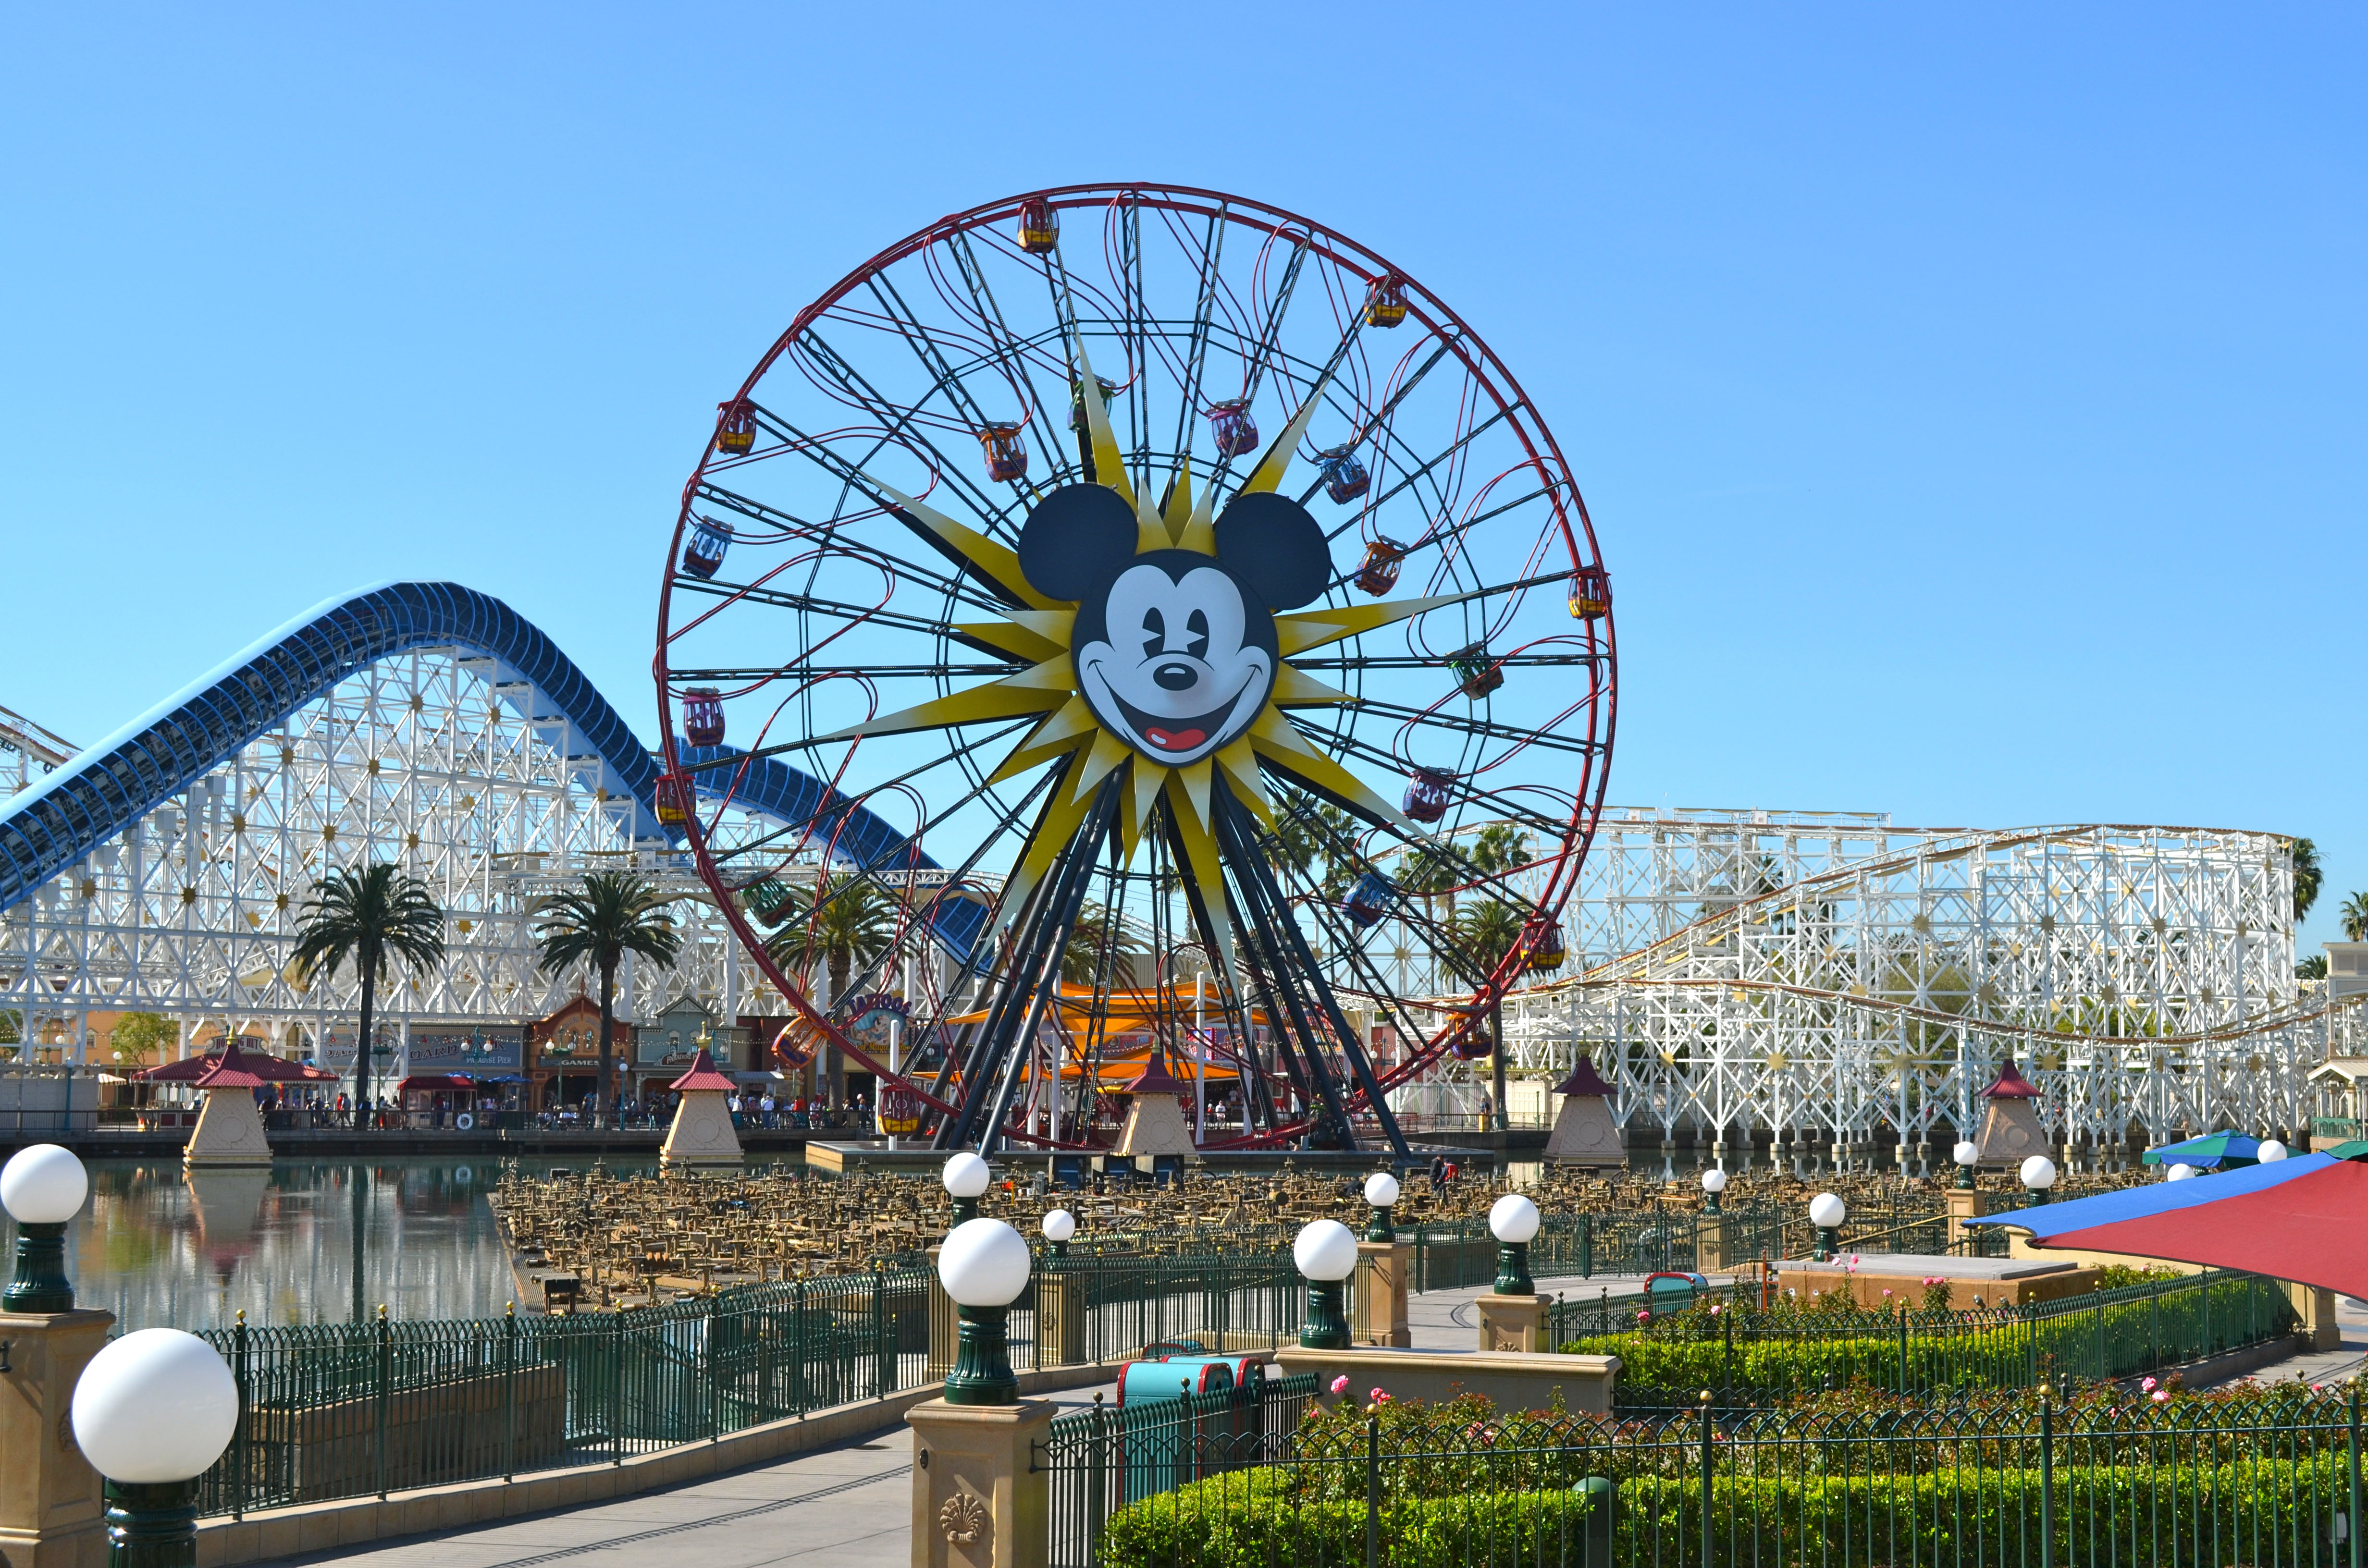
[1153,662,1197,692]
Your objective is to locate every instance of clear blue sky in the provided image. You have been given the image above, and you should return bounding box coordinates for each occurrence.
[3,7,2360,945]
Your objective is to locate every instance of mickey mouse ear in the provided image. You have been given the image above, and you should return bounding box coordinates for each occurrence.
[1017,485,1139,601]
[1213,492,1331,609]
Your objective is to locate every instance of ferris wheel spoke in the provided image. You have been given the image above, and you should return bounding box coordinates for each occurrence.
[1321,695,1606,760]
[942,233,1078,494]
[1168,202,1231,464]
[798,329,1023,534]
[691,481,1012,617]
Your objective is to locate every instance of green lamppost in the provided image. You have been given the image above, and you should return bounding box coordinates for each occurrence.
[1808,1191,1846,1263]
[2020,1154,2057,1208]
[71,1329,239,1568]
[943,1150,990,1224]
[1953,1139,1980,1191]
[2,1143,87,1312]
[1362,1171,1400,1243]
[1490,1193,1540,1295]
[1040,1207,1074,1261]
[937,1217,1030,1405]
[1295,1220,1357,1349]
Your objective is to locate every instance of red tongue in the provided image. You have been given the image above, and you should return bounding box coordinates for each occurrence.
[1146,727,1206,752]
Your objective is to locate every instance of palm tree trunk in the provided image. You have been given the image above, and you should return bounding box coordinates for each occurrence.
[356,945,378,1131]
[597,957,617,1130]
[827,952,850,1113]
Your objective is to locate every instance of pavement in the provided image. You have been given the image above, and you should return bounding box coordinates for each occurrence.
[2220,1294,2368,1390]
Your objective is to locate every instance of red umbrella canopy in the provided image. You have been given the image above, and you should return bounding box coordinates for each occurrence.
[139,1043,337,1083]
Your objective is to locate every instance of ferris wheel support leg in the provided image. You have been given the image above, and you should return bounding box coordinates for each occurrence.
[1216,792,1412,1162]
[1214,791,1367,1154]
[1161,815,1287,1139]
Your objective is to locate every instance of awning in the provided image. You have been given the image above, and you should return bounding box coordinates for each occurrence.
[137,1047,337,1084]
[1965,1152,2368,1298]
[398,1074,478,1093]
[2139,1130,2263,1169]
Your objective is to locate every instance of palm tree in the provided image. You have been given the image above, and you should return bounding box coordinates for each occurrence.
[765,877,898,1110]
[2299,955,2330,980]
[1468,823,1533,879]
[292,863,446,1128]
[2343,892,2368,945]
[1061,901,1149,986]
[2293,838,2323,923]
[533,872,683,1127]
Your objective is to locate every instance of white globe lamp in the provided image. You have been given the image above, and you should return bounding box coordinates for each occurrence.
[1489,1193,1542,1295]
[2020,1154,2058,1206]
[1952,1139,1982,1190]
[2,1143,87,1312]
[2167,1163,2196,1182]
[1700,1167,1728,1214]
[1363,1171,1402,1242]
[2258,1139,2289,1163]
[936,1217,1031,1404]
[72,1328,239,1564]
[942,1151,991,1222]
[1294,1219,1358,1348]
[1808,1192,1847,1261]
[1040,1207,1076,1258]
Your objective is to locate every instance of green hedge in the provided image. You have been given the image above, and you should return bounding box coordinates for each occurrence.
[1565,1274,2294,1400]
[1098,1454,2344,1568]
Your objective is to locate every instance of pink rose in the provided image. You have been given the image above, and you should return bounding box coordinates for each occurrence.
[2151,1389,2169,1403]
[1709,1303,1722,1315]
[2140,1377,2157,1392]
[1331,1375,1350,1395]
[1369,1387,1388,1403]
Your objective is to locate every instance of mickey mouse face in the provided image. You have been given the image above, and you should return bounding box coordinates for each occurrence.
[1018,485,1331,768]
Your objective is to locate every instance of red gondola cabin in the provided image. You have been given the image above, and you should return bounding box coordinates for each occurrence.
[655,775,691,826]
[1402,767,1454,824]
[1017,197,1059,255]
[1364,276,1409,329]
[1569,564,1611,621]
[1355,538,1405,596]
[1209,401,1258,459]
[683,689,725,749]
[1521,918,1567,972]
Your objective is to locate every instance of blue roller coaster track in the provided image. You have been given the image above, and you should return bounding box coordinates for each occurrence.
[0,581,978,952]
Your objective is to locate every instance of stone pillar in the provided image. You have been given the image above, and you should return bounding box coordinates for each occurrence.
[1354,1242,1410,1348]
[905,1397,1053,1568]
[1944,1186,1988,1248]
[1696,1216,1729,1274]
[1473,1292,1549,1353]
[1033,1268,1086,1367]
[0,1309,114,1568]
[2289,1282,2340,1352]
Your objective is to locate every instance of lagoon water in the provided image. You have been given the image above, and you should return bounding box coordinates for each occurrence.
[5,1157,678,1332]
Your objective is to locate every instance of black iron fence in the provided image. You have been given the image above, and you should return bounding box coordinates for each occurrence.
[192,1249,1307,1519]
[1048,1383,2368,1568]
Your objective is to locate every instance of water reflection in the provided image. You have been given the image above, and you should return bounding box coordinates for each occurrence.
[2,1158,675,1331]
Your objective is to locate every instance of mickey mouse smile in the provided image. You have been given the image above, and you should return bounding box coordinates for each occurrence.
[1074,558,1274,767]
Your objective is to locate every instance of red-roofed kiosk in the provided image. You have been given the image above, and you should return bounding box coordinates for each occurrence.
[1109,1053,1195,1161]
[182,1040,276,1170]
[659,1049,743,1170]
[1973,1055,2048,1169]
[1544,1053,1623,1168]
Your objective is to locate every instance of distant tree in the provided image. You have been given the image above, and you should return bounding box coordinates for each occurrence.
[109,1011,175,1068]
[2293,838,2323,923]
[1061,901,1149,987]
[765,878,898,1110]
[2298,955,2329,980]
[534,872,683,1127]
[293,863,446,1127]
[2345,893,2368,944]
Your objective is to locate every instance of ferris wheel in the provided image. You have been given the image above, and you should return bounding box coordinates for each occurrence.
[654,184,1615,1154]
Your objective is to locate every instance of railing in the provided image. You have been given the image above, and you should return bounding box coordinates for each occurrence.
[1559,1270,2299,1408]
[192,1248,1308,1520]
[1040,1372,1321,1567]
[1406,1198,1954,1290]
[1054,1383,2368,1568]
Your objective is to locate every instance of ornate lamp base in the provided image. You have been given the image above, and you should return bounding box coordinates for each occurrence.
[3,1221,73,1314]
[1494,1241,1533,1297]
[105,1480,200,1568]
[1300,1280,1349,1349]
[945,1304,1016,1405]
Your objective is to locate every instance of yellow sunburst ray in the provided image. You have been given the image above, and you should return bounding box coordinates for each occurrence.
[1274,590,1482,656]
[868,479,1058,612]
[1001,609,1077,649]
[822,662,1071,742]
[1212,738,1276,828]
[986,700,1096,784]
[1003,760,1100,918]
[953,619,1065,662]
[1127,755,1168,854]
[1270,665,1354,708]
[1246,710,1415,830]
[1240,372,1333,497]
[1163,766,1240,995]
[1070,728,1134,804]
[1071,342,1135,510]
[1159,460,1194,545]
